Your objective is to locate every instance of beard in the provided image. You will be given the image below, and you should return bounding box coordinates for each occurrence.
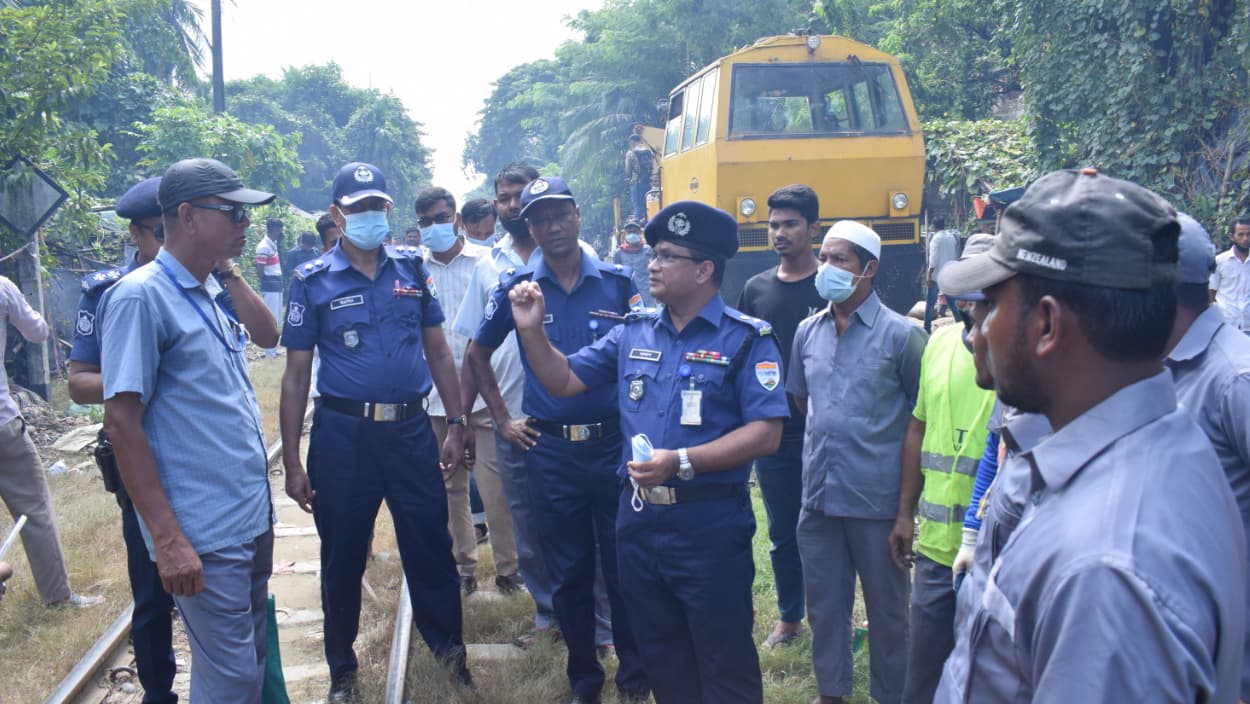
[501,216,531,241]
[991,314,1046,414]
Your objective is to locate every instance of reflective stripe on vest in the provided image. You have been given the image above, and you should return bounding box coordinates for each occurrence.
[919,499,967,524]
[921,451,979,476]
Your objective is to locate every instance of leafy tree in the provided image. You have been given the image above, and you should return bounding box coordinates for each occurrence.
[463,60,566,177]
[922,118,1038,225]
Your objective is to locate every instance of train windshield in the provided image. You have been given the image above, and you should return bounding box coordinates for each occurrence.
[728,62,909,138]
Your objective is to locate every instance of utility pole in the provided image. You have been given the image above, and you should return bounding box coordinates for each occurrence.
[211,0,225,113]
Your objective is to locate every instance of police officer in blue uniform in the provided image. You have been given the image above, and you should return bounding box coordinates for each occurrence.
[67,177,279,704]
[278,163,471,702]
[508,201,789,704]
[469,176,648,704]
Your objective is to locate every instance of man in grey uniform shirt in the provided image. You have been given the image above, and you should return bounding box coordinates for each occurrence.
[936,168,1245,703]
[1166,212,1250,701]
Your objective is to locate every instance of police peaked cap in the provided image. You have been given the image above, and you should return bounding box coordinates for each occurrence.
[115,177,163,221]
[644,201,739,260]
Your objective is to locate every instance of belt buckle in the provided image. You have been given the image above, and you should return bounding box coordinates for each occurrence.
[566,423,593,442]
[372,403,400,422]
[644,486,677,505]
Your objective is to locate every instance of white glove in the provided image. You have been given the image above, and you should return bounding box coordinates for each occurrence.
[951,527,978,589]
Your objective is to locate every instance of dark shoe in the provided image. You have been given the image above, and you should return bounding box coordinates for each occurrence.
[513,626,562,649]
[762,621,804,650]
[474,524,489,544]
[328,672,359,704]
[460,575,477,596]
[495,572,526,596]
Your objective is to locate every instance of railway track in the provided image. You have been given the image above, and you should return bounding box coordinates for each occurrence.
[40,403,419,704]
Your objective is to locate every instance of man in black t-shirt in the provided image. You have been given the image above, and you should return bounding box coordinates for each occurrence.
[736,184,827,650]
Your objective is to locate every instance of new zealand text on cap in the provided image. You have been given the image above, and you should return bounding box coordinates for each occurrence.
[519,176,576,218]
[159,158,275,212]
[115,177,162,221]
[644,201,739,260]
[939,168,1179,297]
[332,162,391,207]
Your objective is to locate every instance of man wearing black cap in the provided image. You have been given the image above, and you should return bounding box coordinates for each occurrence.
[468,176,646,704]
[279,162,471,701]
[934,169,1245,702]
[509,200,789,703]
[69,175,275,703]
[99,158,280,703]
[1165,213,1250,702]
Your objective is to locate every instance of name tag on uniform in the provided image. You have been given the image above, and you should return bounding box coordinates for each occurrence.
[628,348,662,362]
[680,389,702,426]
[330,295,365,310]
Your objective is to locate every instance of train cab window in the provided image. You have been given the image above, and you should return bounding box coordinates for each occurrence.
[680,79,702,152]
[664,92,683,157]
[694,71,717,146]
[729,62,909,138]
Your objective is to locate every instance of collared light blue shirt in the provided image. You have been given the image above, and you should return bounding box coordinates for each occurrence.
[569,295,789,485]
[98,249,271,557]
[937,372,1245,703]
[786,292,927,519]
[281,243,444,402]
[1167,304,1250,698]
[475,249,636,424]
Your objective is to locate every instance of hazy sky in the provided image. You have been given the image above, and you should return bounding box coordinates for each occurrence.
[188,0,602,203]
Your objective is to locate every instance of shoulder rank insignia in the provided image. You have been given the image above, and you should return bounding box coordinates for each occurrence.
[293,258,330,282]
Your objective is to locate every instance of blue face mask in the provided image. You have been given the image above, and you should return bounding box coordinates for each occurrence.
[625,232,642,246]
[421,222,458,253]
[815,263,864,303]
[342,210,390,249]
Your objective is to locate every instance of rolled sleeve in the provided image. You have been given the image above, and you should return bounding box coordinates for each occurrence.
[99,290,161,405]
[568,323,623,389]
[1032,563,1218,702]
[736,332,789,423]
[280,277,318,350]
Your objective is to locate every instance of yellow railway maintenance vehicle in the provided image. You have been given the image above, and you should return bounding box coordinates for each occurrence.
[650,33,925,313]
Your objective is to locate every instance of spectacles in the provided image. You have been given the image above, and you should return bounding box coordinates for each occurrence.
[653,250,706,266]
[191,203,248,223]
[417,212,455,228]
[525,209,577,229]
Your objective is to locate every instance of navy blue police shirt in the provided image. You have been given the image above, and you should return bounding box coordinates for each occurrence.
[281,244,445,402]
[569,296,789,485]
[71,259,239,366]
[474,250,640,424]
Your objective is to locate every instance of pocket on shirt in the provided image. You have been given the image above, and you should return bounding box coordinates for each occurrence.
[622,363,660,414]
[846,360,890,419]
[328,304,370,338]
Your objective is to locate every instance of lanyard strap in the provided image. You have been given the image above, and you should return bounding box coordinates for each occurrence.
[155,258,245,354]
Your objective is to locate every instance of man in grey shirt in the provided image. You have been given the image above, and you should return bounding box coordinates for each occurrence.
[788,221,926,704]
[1166,212,1250,701]
[936,168,1245,702]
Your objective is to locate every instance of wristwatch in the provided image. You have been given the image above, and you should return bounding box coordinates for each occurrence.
[446,415,467,426]
[219,262,243,281]
[677,447,695,481]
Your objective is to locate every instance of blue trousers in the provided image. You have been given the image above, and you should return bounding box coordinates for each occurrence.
[527,432,647,699]
[903,554,956,704]
[617,487,761,704]
[308,407,463,680]
[173,529,272,704]
[121,498,178,704]
[629,182,646,221]
[754,436,805,624]
[924,283,965,333]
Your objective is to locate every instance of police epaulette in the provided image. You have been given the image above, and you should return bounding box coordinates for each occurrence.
[80,268,125,293]
[727,309,773,337]
[387,244,424,261]
[498,266,532,287]
[293,257,331,282]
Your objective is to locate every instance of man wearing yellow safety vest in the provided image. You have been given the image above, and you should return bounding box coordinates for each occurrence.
[889,243,997,704]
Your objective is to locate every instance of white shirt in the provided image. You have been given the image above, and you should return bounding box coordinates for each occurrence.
[1211,247,1250,331]
[254,236,282,278]
[0,276,48,426]
[422,240,490,417]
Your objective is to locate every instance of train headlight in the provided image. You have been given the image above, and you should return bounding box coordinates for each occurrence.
[806,35,821,52]
[891,192,909,211]
[740,198,757,217]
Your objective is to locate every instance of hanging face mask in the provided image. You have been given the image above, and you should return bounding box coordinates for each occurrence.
[421,222,458,253]
[342,210,390,249]
[501,216,531,240]
[815,263,864,303]
[625,232,642,246]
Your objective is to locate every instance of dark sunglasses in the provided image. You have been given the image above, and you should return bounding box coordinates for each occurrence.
[191,202,249,224]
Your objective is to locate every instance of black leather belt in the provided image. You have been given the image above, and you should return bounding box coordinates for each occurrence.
[637,483,747,506]
[531,418,620,442]
[321,395,427,422]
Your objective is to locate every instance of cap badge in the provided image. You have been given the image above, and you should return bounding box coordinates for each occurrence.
[668,212,691,237]
[530,179,549,195]
[354,165,374,183]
